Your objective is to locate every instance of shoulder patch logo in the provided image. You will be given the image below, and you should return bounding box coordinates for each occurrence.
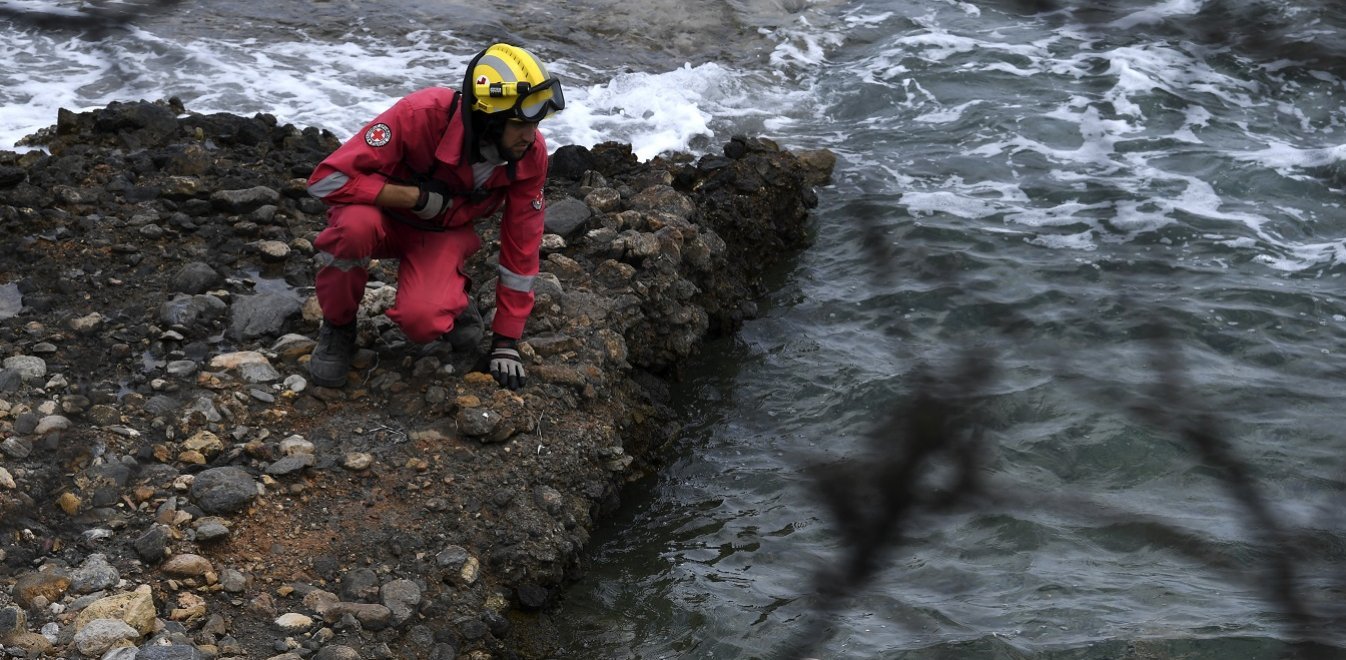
[364,123,392,147]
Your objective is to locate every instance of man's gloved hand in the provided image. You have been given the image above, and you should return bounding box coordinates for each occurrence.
[411,179,453,220]
[488,334,526,390]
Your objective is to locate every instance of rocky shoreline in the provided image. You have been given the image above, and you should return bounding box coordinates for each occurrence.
[0,99,833,659]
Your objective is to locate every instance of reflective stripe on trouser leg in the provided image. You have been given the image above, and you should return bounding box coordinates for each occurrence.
[497,264,535,292]
[313,204,388,326]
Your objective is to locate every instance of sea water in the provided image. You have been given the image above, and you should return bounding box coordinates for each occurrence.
[4,0,1345,657]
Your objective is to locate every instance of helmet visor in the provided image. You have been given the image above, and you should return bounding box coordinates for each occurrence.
[513,77,565,122]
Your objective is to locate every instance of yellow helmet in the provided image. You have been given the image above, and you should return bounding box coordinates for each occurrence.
[464,43,565,122]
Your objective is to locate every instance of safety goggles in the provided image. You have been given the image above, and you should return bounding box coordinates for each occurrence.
[486,78,565,122]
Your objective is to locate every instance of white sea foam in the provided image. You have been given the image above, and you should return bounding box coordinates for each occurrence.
[0,21,804,161]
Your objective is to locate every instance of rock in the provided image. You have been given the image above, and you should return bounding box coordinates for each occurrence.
[229,292,302,341]
[70,311,105,334]
[547,144,594,179]
[253,240,291,261]
[221,569,249,593]
[0,466,14,489]
[0,605,26,640]
[136,642,206,659]
[181,429,223,457]
[2,355,46,382]
[162,553,213,578]
[380,579,422,626]
[72,586,156,635]
[173,261,220,294]
[278,435,314,456]
[74,618,139,656]
[14,571,71,607]
[516,584,548,609]
[342,452,373,470]
[265,453,314,476]
[194,517,231,542]
[189,466,258,513]
[134,525,170,564]
[274,613,314,631]
[0,282,22,320]
[159,294,227,329]
[312,646,361,660]
[4,630,51,655]
[34,414,71,435]
[543,196,592,236]
[455,408,501,438]
[339,568,380,603]
[70,553,120,594]
[211,185,280,212]
[320,603,392,631]
[584,187,622,212]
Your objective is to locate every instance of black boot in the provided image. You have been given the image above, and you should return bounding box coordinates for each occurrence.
[442,298,483,353]
[309,320,357,387]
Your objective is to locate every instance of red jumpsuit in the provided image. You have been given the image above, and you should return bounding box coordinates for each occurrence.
[306,87,547,343]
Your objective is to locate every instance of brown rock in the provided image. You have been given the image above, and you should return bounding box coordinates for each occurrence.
[162,553,213,578]
[74,585,157,635]
[13,571,70,608]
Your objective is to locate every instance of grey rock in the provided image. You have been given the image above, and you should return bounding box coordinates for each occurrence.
[210,186,280,212]
[2,355,46,382]
[380,579,422,626]
[0,368,21,392]
[144,395,179,417]
[13,412,39,435]
[189,467,258,514]
[220,568,248,593]
[186,395,222,423]
[0,282,21,320]
[543,197,591,237]
[339,568,380,603]
[74,618,137,656]
[239,361,281,383]
[0,605,25,639]
[172,262,220,295]
[194,518,230,543]
[435,546,469,570]
[103,647,140,660]
[321,602,392,631]
[70,553,120,594]
[1,436,32,458]
[136,644,205,660]
[264,454,314,477]
[134,525,169,564]
[229,292,301,341]
[455,408,501,438]
[312,646,361,660]
[159,294,227,329]
[165,360,198,377]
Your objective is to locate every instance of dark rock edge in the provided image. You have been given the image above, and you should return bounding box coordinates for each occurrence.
[0,98,835,659]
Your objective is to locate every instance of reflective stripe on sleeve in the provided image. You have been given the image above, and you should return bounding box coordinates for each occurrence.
[307,172,350,199]
[498,265,536,292]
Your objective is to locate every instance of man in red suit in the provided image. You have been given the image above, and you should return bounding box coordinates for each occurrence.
[304,43,565,391]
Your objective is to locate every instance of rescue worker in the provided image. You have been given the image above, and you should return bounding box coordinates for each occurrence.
[304,43,564,391]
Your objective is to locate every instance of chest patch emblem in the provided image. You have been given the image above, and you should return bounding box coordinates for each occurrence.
[364,123,392,147]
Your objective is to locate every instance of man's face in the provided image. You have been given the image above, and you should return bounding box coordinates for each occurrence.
[498,119,539,161]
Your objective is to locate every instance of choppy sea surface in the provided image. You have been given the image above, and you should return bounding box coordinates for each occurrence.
[5,0,1346,657]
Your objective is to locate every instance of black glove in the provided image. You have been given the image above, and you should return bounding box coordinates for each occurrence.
[411,179,453,220]
[488,334,526,390]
